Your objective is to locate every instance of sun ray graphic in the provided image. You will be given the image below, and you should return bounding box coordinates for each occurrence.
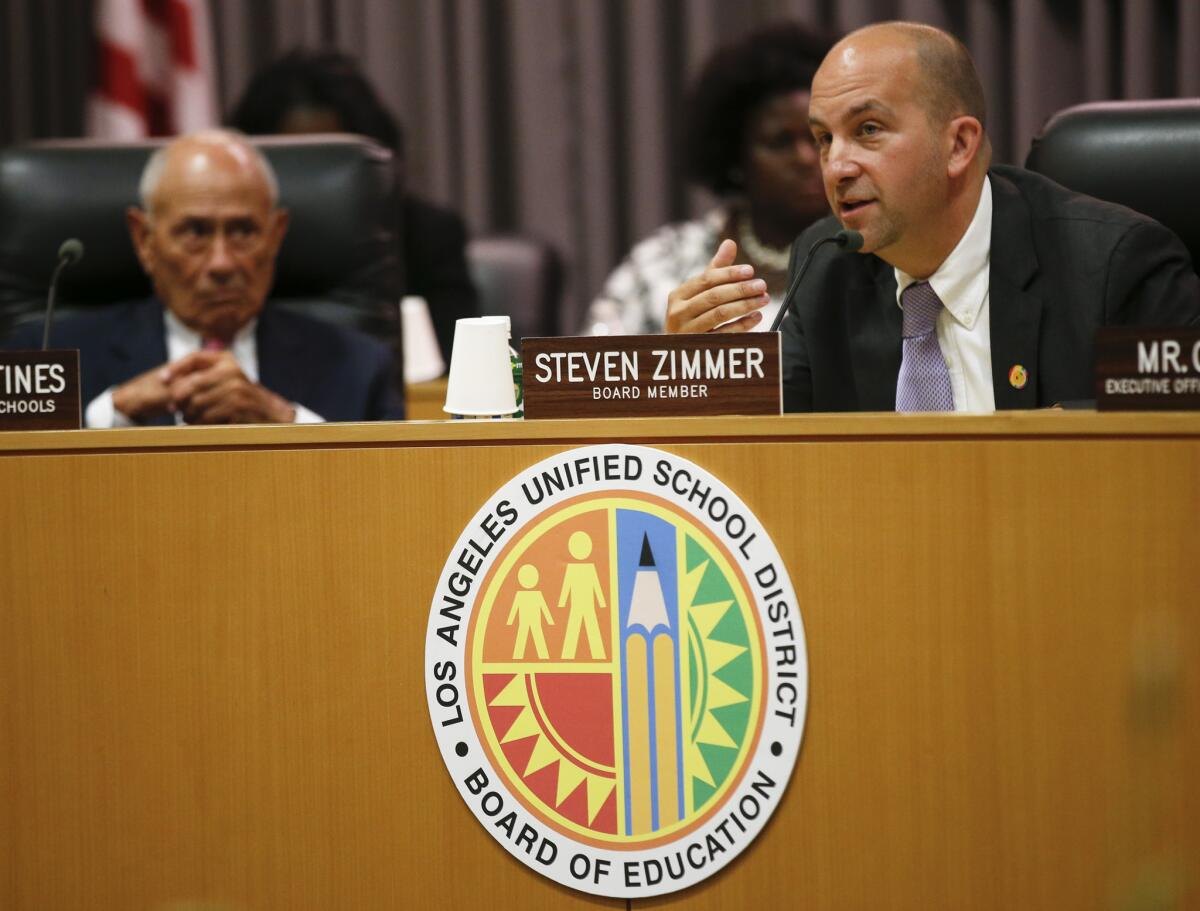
[679,538,756,817]
[586,776,617,824]
[524,733,561,777]
[555,758,588,805]
[483,672,618,831]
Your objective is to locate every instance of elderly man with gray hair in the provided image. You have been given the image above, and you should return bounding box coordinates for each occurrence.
[43,130,403,426]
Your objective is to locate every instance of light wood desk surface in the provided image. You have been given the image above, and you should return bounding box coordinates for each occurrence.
[1,412,1197,910]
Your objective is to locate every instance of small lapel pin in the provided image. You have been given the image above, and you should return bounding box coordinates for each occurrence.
[1008,364,1028,390]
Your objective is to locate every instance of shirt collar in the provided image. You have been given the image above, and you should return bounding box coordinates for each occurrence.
[894,175,992,330]
[163,308,257,353]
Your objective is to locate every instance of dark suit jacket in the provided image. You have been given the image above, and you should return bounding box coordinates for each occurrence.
[9,299,404,424]
[780,164,1200,411]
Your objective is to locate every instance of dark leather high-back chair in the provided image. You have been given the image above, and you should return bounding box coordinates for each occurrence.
[466,235,564,347]
[1025,99,1200,274]
[0,135,401,343]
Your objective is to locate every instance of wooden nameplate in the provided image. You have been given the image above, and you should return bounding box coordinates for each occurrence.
[521,334,781,420]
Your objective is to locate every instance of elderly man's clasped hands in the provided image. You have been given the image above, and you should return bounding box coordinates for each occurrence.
[112,348,296,425]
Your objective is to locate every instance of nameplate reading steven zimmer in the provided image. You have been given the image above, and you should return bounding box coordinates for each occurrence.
[521,334,781,420]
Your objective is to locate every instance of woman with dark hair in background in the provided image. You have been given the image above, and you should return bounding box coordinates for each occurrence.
[585,23,832,335]
[229,49,478,365]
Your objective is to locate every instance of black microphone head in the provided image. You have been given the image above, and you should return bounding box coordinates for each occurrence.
[58,238,85,265]
[835,229,864,252]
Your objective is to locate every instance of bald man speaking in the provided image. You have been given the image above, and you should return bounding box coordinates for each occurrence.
[42,130,403,426]
[667,22,1200,411]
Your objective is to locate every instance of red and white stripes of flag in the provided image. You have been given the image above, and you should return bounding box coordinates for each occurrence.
[87,0,217,139]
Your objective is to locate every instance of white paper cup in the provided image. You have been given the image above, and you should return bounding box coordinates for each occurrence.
[444,317,518,417]
[401,296,446,383]
[477,314,512,333]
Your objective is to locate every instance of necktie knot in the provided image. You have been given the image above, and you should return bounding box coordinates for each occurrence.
[901,281,943,338]
[202,336,229,352]
[895,280,954,411]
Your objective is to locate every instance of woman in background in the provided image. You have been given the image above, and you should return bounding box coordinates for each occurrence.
[585,23,831,335]
[229,49,478,365]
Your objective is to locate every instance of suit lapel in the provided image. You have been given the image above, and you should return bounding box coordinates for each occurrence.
[109,299,169,373]
[110,300,172,426]
[256,308,311,405]
[988,172,1043,409]
[845,258,902,410]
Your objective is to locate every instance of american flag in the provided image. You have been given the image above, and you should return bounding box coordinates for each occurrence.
[87,0,217,138]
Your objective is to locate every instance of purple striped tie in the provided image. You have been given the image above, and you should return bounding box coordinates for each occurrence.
[895,281,954,412]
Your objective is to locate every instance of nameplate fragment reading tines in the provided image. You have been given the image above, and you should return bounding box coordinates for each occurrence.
[0,350,81,431]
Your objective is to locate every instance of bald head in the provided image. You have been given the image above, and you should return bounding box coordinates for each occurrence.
[832,22,986,132]
[126,129,290,339]
[139,129,279,215]
[807,21,990,276]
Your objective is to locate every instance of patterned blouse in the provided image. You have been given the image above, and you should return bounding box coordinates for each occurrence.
[583,207,787,336]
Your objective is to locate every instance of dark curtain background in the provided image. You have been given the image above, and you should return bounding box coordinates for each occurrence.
[3,0,1198,328]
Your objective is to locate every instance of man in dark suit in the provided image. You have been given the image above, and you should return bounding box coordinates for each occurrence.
[666,22,1200,411]
[40,129,403,426]
[43,297,402,425]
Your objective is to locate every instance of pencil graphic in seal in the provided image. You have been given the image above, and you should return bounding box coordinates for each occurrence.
[623,533,682,833]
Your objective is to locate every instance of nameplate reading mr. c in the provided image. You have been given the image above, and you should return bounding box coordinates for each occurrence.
[1096,327,1200,411]
[521,334,781,420]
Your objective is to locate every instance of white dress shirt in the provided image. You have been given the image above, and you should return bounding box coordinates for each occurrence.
[85,310,324,427]
[893,177,995,412]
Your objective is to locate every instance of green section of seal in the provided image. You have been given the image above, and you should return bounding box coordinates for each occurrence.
[714,650,752,698]
[680,530,765,819]
[698,742,738,795]
[687,536,737,610]
[712,701,751,747]
[709,599,750,648]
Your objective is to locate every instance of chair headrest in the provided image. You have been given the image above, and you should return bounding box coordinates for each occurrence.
[0,135,399,336]
[467,235,563,343]
[1025,99,1200,268]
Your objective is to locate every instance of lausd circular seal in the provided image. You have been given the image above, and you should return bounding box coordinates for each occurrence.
[425,445,807,898]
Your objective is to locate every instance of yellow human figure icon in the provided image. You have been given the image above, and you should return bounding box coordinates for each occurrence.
[506,564,554,660]
[558,531,607,660]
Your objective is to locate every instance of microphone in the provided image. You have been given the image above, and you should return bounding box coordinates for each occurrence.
[768,229,863,332]
[42,238,85,351]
